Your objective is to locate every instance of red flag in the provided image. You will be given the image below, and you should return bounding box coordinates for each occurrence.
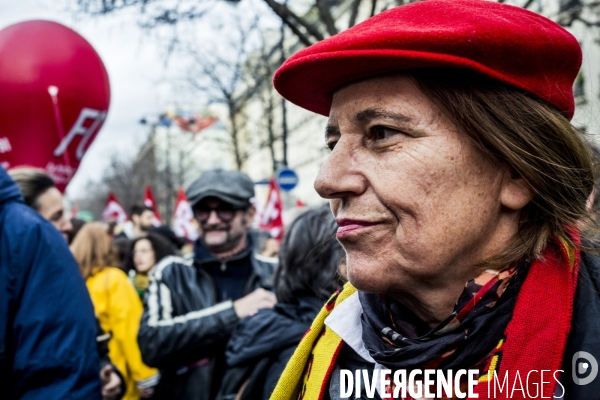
[259,178,284,241]
[143,186,163,226]
[103,192,128,224]
[172,188,198,241]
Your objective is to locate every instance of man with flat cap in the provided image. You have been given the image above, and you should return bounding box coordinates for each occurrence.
[138,169,277,400]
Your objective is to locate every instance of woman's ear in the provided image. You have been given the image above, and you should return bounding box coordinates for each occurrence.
[500,169,534,211]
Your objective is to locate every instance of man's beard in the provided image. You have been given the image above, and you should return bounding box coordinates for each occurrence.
[200,225,245,254]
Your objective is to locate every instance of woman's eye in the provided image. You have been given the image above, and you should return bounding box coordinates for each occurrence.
[326,140,337,151]
[371,126,401,141]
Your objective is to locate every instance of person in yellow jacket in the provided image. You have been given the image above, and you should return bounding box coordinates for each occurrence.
[71,222,160,400]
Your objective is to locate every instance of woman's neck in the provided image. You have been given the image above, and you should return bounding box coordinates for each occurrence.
[390,286,465,328]
[388,264,498,328]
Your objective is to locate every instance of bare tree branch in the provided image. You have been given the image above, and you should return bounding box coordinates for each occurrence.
[522,0,535,10]
[348,0,362,28]
[316,0,338,36]
[177,15,280,170]
[261,0,325,41]
[575,16,600,27]
[370,0,378,17]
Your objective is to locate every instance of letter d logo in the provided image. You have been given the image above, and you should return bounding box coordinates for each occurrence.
[573,351,598,385]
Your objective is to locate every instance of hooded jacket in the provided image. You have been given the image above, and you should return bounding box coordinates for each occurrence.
[137,237,277,400]
[0,166,101,399]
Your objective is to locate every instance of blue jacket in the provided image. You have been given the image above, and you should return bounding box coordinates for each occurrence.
[0,167,101,399]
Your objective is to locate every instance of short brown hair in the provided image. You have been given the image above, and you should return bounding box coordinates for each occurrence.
[412,68,595,267]
[8,167,55,210]
[70,222,116,279]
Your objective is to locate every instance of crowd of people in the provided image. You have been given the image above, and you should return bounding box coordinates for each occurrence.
[2,165,345,400]
[4,0,600,399]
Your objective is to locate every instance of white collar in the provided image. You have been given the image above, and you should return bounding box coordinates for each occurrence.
[325,292,389,398]
[325,291,376,363]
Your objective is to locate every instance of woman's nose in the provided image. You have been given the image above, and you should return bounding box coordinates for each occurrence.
[314,140,366,200]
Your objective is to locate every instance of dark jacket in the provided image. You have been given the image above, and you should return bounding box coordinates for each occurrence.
[217,296,323,400]
[561,249,600,399]
[0,167,101,399]
[137,239,276,400]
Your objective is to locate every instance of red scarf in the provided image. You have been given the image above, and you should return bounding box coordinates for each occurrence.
[474,234,579,399]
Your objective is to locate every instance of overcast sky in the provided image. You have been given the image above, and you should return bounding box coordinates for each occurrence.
[1,0,178,199]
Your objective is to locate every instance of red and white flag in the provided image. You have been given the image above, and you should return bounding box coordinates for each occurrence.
[259,178,284,241]
[143,186,163,226]
[68,204,80,220]
[172,188,198,241]
[103,192,128,224]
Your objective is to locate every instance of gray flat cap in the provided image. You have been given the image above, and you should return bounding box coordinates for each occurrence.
[186,169,255,209]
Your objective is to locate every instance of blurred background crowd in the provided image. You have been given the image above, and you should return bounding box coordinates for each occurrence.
[1,165,346,400]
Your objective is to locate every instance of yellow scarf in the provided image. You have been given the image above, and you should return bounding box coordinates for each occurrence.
[270,282,356,400]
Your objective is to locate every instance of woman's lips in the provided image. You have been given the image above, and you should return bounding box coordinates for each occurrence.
[336,219,380,238]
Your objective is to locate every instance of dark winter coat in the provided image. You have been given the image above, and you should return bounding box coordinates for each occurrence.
[217,296,323,400]
[137,239,277,400]
[560,249,600,399]
[0,166,101,399]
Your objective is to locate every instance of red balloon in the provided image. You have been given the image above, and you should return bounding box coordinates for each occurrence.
[0,20,111,192]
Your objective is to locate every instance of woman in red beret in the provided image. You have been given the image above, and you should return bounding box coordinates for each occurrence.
[269,1,599,399]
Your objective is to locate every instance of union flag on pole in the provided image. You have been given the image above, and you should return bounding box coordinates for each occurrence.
[172,188,198,241]
[259,178,284,241]
[143,185,163,226]
[103,192,128,224]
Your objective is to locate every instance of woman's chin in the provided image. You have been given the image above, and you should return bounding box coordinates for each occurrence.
[347,266,391,294]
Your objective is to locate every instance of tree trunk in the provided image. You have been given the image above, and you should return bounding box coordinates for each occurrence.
[229,103,243,170]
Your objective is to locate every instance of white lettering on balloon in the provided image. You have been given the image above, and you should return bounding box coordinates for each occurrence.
[0,137,12,153]
[45,161,74,185]
[53,108,107,160]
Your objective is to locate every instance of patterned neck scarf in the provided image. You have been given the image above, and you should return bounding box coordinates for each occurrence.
[360,263,527,371]
[132,272,150,292]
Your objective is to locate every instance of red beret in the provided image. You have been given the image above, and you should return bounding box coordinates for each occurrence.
[273,0,581,120]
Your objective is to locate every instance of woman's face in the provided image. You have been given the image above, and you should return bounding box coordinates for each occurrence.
[315,74,529,300]
[134,239,156,273]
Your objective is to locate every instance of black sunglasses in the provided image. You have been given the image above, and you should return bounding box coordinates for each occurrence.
[195,204,241,222]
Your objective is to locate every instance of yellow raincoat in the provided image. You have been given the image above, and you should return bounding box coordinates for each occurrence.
[87,266,159,400]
